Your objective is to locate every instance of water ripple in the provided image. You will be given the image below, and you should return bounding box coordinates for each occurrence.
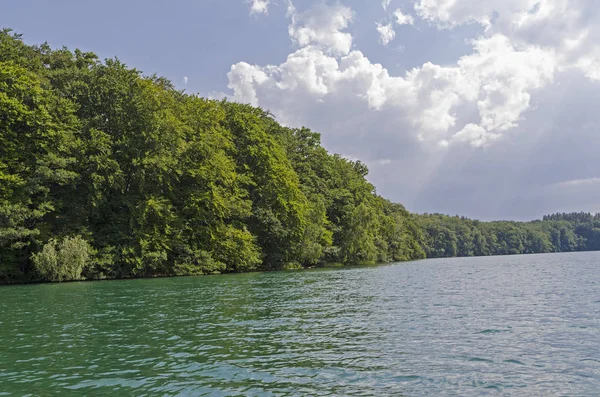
[1,252,600,395]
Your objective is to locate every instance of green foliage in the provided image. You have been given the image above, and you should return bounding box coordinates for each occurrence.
[416,213,600,258]
[173,248,225,276]
[212,225,262,272]
[4,31,598,284]
[0,54,77,281]
[0,31,425,283]
[32,236,91,282]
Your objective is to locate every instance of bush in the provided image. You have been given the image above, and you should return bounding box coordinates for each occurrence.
[32,236,91,282]
[173,247,226,275]
[83,246,116,280]
[320,245,341,264]
[282,262,303,270]
[213,225,262,272]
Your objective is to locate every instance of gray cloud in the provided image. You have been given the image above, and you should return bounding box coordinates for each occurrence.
[230,0,600,220]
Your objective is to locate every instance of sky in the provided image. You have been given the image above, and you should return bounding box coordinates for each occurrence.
[3,0,600,221]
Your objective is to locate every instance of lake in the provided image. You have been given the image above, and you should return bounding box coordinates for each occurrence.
[1,252,600,396]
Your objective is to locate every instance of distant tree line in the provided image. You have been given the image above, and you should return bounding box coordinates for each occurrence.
[416,213,600,258]
[2,30,599,284]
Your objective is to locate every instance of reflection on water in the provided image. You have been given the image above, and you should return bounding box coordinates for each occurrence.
[1,252,600,396]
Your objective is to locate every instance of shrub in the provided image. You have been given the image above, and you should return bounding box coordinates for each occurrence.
[173,247,226,275]
[32,236,91,282]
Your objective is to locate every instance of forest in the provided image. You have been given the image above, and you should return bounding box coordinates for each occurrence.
[1,30,599,283]
[417,212,600,258]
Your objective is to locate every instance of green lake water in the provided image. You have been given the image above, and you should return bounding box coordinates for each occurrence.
[1,252,600,396]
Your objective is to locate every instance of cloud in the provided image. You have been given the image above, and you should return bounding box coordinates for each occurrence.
[228,29,557,148]
[249,0,270,15]
[183,76,188,85]
[227,61,269,106]
[382,0,392,10]
[414,0,530,29]
[288,2,354,56]
[375,7,413,47]
[376,22,396,46]
[394,9,414,25]
[231,0,600,218]
[414,0,600,81]
[452,123,500,147]
[554,177,600,187]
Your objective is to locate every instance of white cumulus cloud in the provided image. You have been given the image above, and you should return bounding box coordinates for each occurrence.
[228,26,556,148]
[249,0,270,15]
[376,22,396,45]
[414,0,600,81]
[288,2,354,56]
[394,9,414,25]
[375,8,414,48]
[233,0,600,217]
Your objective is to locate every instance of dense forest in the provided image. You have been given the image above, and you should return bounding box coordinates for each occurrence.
[417,212,600,258]
[1,30,599,283]
[0,30,425,283]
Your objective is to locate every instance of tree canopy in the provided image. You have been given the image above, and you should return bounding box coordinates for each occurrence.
[416,213,600,258]
[0,30,426,283]
[1,30,599,284]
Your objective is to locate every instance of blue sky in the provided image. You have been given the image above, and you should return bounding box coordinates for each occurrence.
[3,0,600,220]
